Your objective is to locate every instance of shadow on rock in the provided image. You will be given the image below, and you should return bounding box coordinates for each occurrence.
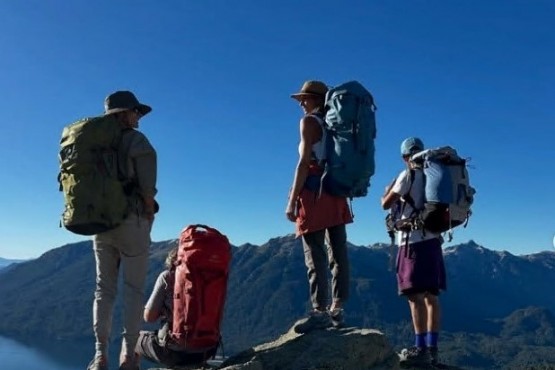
[400,362,467,370]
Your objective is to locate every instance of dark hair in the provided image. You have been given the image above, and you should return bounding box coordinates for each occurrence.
[316,96,326,111]
[165,247,178,270]
[307,96,326,116]
[111,111,128,125]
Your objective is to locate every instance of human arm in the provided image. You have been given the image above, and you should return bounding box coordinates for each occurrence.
[381,170,410,210]
[381,180,400,210]
[285,116,322,222]
[143,308,159,323]
[129,132,158,221]
[143,271,169,323]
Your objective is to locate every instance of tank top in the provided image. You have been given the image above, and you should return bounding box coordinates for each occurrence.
[297,113,326,162]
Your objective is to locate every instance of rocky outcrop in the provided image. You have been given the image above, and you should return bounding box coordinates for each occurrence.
[217,323,399,370]
[147,323,398,370]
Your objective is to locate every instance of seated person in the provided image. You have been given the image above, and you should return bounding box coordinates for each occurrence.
[135,247,217,367]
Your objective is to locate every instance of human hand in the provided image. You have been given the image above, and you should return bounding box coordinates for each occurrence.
[143,196,156,222]
[285,201,296,222]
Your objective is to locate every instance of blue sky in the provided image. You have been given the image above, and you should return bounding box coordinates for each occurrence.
[0,1,553,259]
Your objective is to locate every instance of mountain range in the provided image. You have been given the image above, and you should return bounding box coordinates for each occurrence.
[0,257,26,271]
[1,236,555,369]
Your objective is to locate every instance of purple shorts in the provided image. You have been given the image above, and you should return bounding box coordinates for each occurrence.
[396,238,447,296]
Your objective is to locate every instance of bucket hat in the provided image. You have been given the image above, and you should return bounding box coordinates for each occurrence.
[104,91,152,116]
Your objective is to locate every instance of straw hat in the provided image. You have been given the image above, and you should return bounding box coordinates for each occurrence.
[290,80,328,101]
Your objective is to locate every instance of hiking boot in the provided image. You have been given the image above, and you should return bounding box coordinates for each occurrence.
[428,346,448,368]
[329,308,345,328]
[429,346,438,365]
[118,362,140,370]
[294,310,332,334]
[398,346,431,367]
[87,354,108,370]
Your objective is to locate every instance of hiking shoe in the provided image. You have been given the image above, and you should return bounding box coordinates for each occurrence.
[294,310,332,334]
[428,346,448,368]
[329,308,345,328]
[398,346,431,367]
[87,355,108,370]
[429,346,438,365]
[118,362,140,370]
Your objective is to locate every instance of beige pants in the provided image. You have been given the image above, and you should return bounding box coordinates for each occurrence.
[92,213,152,357]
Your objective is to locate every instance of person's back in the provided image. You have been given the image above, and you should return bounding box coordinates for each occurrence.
[118,128,158,217]
[390,168,439,246]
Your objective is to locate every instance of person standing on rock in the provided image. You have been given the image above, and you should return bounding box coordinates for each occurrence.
[381,137,447,367]
[88,90,158,370]
[285,80,353,333]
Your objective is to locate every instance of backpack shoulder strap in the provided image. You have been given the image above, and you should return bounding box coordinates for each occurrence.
[117,128,141,188]
[307,113,324,126]
[401,169,417,212]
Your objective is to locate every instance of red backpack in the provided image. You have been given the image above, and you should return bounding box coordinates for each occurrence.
[171,224,232,352]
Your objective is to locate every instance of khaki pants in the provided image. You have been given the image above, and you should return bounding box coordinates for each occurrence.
[92,213,152,356]
[301,224,349,310]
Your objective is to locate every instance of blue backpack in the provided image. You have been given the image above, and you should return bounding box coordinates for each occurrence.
[320,81,377,198]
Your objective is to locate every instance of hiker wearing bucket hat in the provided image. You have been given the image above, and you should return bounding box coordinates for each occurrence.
[286,80,353,334]
[104,90,152,128]
[88,90,158,370]
[381,137,446,367]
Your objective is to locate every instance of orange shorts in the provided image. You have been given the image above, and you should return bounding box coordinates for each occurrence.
[295,188,353,236]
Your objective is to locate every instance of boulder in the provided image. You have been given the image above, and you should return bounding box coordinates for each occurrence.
[217,322,399,370]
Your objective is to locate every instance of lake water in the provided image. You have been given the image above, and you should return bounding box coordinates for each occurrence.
[0,335,86,370]
[0,335,224,369]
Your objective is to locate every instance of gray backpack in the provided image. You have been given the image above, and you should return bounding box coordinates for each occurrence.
[410,146,475,235]
[386,146,475,245]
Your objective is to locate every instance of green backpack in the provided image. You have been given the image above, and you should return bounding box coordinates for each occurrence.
[58,115,130,235]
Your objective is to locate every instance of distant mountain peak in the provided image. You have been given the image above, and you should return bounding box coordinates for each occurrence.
[444,240,486,255]
[262,234,298,249]
[0,257,27,271]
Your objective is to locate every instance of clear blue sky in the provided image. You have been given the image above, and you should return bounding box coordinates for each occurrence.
[0,1,553,259]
